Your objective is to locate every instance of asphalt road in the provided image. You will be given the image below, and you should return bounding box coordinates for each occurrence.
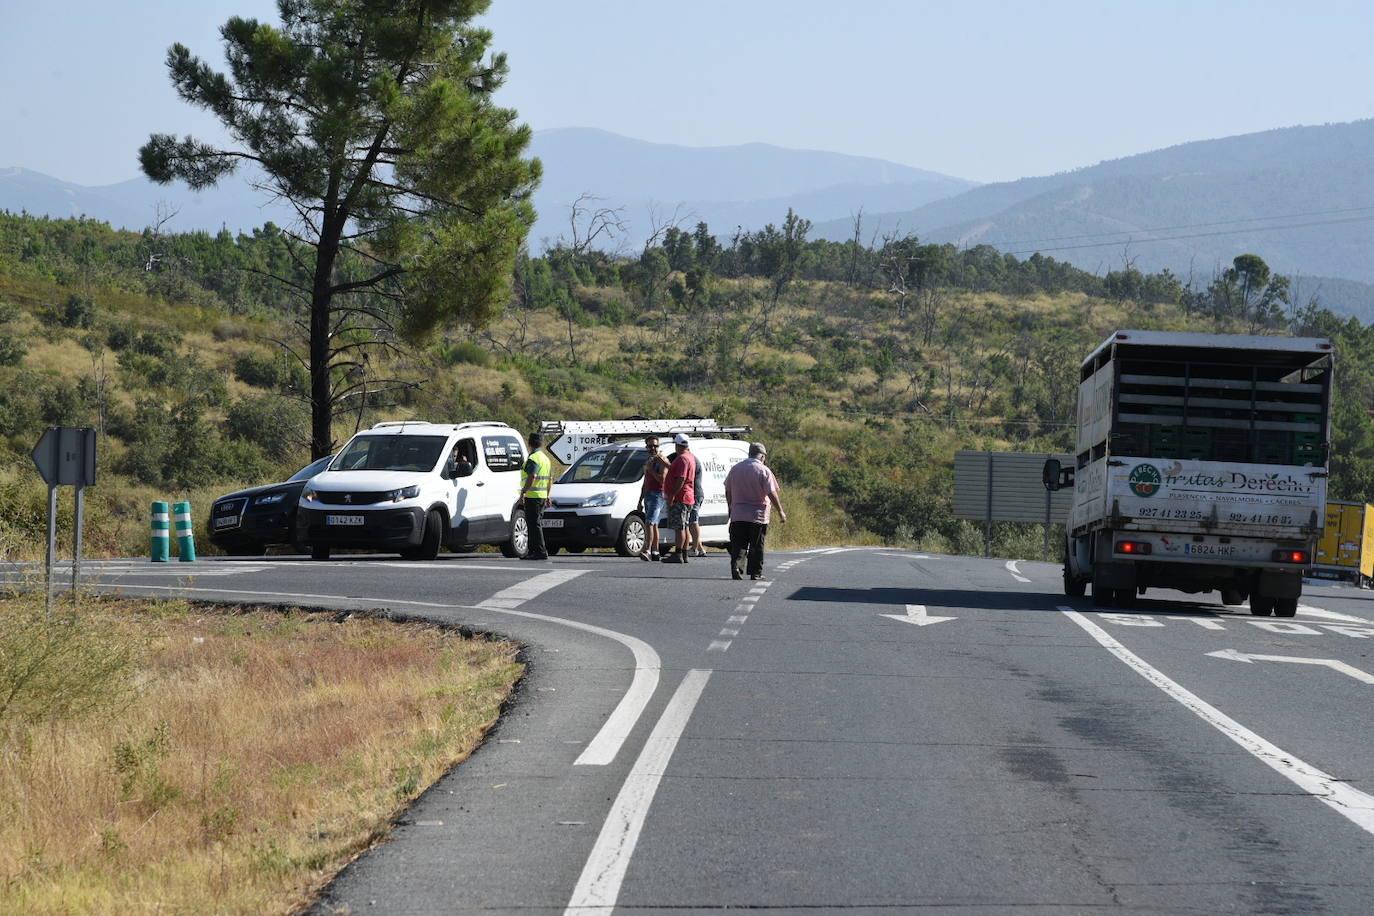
[29,548,1374,913]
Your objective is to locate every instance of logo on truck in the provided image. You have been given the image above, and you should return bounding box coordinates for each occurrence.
[1128,463,1162,497]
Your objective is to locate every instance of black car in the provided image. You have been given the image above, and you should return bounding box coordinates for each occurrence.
[208,454,335,555]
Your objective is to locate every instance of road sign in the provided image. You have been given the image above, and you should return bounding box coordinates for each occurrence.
[31,426,96,487]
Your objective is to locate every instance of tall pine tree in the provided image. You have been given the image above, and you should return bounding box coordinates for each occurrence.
[141,0,540,456]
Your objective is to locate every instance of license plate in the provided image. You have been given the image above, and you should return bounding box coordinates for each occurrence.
[326,515,365,526]
[1185,543,1235,557]
[213,515,239,529]
[539,518,564,528]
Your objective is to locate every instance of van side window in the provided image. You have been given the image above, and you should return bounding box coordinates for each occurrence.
[482,435,525,472]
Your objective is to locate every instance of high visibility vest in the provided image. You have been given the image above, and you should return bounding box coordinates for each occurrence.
[522,449,553,498]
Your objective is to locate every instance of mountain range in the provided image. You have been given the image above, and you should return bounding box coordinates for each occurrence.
[5,120,1374,316]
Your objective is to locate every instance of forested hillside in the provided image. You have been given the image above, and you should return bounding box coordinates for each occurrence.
[3,209,1373,559]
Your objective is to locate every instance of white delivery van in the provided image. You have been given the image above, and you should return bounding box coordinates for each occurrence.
[295,420,529,560]
[541,427,749,556]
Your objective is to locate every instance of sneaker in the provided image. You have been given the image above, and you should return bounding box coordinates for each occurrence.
[649,552,659,561]
[730,565,743,580]
[694,549,707,558]
[662,552,686,564]
[639,551,651,561]
[750,573,767,580]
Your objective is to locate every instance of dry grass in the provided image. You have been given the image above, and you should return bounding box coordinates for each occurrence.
[0,596,522,915]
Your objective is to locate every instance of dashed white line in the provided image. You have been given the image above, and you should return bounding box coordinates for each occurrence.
[727,615,748,624]
[707,640,732,652]
[1060,606,1374,837]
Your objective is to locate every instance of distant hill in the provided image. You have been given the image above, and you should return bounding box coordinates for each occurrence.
[0,129,975,249]
[810,119,1374,303]
[0,166,294,236]
[527,128,976,248]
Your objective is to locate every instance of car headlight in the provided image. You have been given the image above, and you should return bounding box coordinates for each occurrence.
[581,491,618,508]
[301,487,317,503]
[389,485,421,503]
[255,492,287,505]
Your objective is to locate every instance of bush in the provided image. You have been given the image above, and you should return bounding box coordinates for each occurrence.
[0,598,144,730]
[225,395,306,461]
[435,339,491,368]
[233,350,305,392]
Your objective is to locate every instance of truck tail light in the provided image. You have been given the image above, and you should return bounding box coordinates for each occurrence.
[1115,540,1151,555]
[1271,549,1310,564]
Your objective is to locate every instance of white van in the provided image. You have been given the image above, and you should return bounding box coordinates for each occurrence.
[295,421,529,560]
[542,437,749,556]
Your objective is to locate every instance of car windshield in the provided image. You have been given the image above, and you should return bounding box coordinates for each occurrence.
[288,454,335,482]
[558,447,650,484]
[331,435,448,472]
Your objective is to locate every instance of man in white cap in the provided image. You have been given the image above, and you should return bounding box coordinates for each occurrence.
[660,432,697,564]
[724,441,786,579]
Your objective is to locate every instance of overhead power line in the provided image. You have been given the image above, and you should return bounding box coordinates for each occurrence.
[981,204,1374,249]
[1002,212,1374,257]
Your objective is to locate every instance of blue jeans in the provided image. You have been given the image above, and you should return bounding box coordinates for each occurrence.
[642,491,666,524]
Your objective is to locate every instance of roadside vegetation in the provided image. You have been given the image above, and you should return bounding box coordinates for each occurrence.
[0,593,521,914]
[3,208,1373,563]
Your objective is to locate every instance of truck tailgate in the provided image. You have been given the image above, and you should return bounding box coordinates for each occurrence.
[1107,456,1325,539]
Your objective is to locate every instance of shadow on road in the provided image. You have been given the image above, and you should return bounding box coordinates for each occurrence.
[786,584,1233,617]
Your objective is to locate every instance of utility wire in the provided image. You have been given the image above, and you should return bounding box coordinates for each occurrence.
[1003,212,1374,256]
[980,203,1374,249]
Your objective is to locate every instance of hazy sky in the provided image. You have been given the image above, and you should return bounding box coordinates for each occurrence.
[3,0,1372,187]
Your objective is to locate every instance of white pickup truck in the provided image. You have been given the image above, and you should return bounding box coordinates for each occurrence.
[1049,330,1334,617]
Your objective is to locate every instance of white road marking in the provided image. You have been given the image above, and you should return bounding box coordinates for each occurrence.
[1206,649,1374,685]
[740,596,759,603]
[372,562,554,572]
[727,615,748,624]
[1189,618,1227,629]
[880,603,957,627]
[1246,620,1322,635]
[707,640,732,652]
[1060,606,1374,836]
[719,628,739,637]
[565,669,712,916]
[1005,560,1031,583]
[1297,604,1371,624]
[477,569,589,610]
[97,579,659,769]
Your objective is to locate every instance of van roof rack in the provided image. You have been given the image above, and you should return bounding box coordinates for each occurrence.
[539,417,752,465]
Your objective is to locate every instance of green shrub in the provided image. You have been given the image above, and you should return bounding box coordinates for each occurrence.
[0,599,145,730]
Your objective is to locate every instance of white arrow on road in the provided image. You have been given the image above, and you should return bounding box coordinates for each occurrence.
[881,603,957,627]
[1207,649,1374,685]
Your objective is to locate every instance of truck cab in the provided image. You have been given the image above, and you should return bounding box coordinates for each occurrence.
[1058,331,1333,617]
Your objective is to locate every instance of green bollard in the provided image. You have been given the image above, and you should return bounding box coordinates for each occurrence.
[173,500,197,562]
[151,501,170,562]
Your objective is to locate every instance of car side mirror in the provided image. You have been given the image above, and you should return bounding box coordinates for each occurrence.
[455,461,474,479]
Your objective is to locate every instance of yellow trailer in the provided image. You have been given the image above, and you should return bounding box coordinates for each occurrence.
[1313,501,1374,587]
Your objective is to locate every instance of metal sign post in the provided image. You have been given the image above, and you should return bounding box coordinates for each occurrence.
[30,427,97,610]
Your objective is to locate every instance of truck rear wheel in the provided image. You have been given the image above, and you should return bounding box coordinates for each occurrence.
[1250,595,1275,617]
[1219,588,1244,606]
[1273,597,1298,618]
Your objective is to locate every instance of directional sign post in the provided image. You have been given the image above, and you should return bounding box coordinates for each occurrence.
[30,427,97,613]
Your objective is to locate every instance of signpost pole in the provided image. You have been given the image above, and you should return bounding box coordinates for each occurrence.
[72,485,85,602]
[984,453,993,558]
[1043,463,1052,562]
[45,484,57,616]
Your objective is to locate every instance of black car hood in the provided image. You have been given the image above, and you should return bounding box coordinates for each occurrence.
[213,480,306,503]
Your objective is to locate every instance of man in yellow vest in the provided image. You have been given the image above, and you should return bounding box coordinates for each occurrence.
[520,431,554,560]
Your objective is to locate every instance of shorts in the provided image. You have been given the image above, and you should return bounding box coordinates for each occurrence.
[687,504,700,525]
[667,501,692,530]
[642,491,666,524]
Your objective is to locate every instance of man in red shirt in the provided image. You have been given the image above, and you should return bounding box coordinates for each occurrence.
[724,441,786,580]
[661,433,697,564]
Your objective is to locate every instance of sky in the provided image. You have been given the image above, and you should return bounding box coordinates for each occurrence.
[3,0,1373,187]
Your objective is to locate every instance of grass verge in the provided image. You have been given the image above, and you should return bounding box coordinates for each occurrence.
[0,595,522,914]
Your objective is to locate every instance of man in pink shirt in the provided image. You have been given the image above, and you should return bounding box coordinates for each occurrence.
[724,442,786,580]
